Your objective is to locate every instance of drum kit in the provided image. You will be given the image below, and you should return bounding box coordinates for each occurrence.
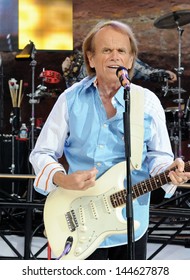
[154,10,190,160]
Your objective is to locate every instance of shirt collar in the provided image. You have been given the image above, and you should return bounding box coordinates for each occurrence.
[86,75,126,108]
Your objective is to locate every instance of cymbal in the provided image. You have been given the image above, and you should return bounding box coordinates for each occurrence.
[154,10,190,29]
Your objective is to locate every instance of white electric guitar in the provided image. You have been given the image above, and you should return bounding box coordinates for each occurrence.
[44,161,190,260]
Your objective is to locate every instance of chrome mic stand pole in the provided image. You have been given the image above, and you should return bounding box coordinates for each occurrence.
[174,24,184,158]
[116,66,135,260]
[25,42,37,259]
[29,44,37,153]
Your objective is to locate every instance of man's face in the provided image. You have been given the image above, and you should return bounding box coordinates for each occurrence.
[87,26,134,85]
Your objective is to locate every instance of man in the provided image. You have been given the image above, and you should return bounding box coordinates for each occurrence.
[29,20,189,260]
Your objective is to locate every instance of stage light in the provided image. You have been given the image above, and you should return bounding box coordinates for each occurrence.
[18,0,73,51]
[15,41,35,60]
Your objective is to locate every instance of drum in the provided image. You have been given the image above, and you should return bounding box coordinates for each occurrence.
[181,140,190,161]
[39,70,61,84]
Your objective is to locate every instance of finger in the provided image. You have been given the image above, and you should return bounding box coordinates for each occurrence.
[169,170,186,185]
[177,162,185,173]
[171,158,184,172]
[76,168,98,181]
[72,168,97,190]
[82,168,98,189]
[168,171,179,185]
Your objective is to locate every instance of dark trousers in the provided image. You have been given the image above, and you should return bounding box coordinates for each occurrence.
[86,231,148,260]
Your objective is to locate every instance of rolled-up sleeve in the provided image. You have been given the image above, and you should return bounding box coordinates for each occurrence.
[29,92,69,195]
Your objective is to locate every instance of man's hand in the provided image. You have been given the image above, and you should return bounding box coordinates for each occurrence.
[53,167,98,191]
[168,157,190,185]
[166,70,177,83]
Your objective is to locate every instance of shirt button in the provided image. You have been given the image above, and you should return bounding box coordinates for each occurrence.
[96,162,102,167]
[98,144,104,149]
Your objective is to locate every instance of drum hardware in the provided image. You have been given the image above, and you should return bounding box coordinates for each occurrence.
[27,42,37,153]
[165,107,182,127]
[9,111,20,196]
[16,40,37,152]
[154,10,190,158]
[161,86,186,97]
[27,85,48,103]
[169,87,186,94]
[173,98,184,104]
[161,83,169,97]
[150,71,170,97]
[184,96,190,123]
[170,135,182,159]
[27,84,62,104]
[0,54,4,132]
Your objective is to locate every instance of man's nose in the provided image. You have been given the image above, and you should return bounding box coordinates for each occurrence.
[110,50,119,60]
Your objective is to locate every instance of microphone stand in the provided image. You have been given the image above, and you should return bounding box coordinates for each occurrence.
[116,66,135,260]
[123,86,135,260]
[116,66,135,259]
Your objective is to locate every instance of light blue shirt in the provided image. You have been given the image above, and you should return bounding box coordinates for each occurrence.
[30,76,175,247]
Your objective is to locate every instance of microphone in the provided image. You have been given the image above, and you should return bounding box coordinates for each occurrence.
[116,66,130,90]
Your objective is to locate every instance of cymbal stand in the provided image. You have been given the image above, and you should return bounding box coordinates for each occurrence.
[28,43,37,153]
[174,24,184,158]
[9,108,20,196]
[9,114,16,195]
[25,43,38,259]
[0,54,4,132]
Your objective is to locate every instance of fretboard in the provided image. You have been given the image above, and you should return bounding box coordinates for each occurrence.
[110,161,190,208]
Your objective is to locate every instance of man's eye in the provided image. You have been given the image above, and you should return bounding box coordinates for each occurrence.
[118,49,126,54]
[103,49,111,53]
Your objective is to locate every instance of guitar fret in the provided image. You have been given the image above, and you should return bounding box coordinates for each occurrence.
[110,190,127,208]
[163,171,169,183]
[121,190,126,203]
[117,192,123,205]
[110,194,119,208]
[149,178,154,191]
[152,176,160,190]
[158,174,163,185]
[139,182,145,195]
[160,173,167,185]
[133,185,140,197]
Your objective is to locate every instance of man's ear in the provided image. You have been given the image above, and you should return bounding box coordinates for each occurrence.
[87,51,94,68]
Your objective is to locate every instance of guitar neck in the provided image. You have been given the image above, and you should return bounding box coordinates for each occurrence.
[110,161,190,208]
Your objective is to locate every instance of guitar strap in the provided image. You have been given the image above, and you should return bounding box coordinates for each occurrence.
[130,84,144,170]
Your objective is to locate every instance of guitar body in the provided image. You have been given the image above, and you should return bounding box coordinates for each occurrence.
[44,158,190,260]
[44,161,140,260]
